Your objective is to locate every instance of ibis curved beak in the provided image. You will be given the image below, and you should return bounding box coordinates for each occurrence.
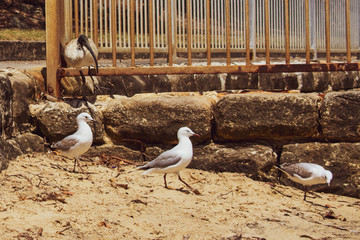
[83,40,99,74]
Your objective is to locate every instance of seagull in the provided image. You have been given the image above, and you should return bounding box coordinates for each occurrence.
[64,34,99,99]
[138,127,200,192]
[274,162,333,201]
[51,112,95,172]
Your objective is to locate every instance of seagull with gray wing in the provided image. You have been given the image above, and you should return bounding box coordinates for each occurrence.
[138,127,200,193]
[274,162,333,201]
[51,112,95,172]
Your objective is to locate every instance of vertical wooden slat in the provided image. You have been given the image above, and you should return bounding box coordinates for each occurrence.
[305,0,310,64]
[46,0,61,98]
[284,0,290,64]
[74,0,79,37]
[167,0,173,66]
[265,0,270,64]
[245,0,250,65]
[206,0,211,65]
[325,0,331,63]
[93,0,98,45]
[149,0,154,66]
[187,0,192,66]
[345,0,351,63]
[225,0,231,65]
[130,0,135,67]
[111,0,117,67]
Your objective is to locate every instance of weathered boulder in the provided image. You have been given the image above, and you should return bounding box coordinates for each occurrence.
[61,75,100,97]
[0,71,13,137]
[258,73,299,91]
[15,132,44,153]
[85,144,145,166]
[190,142,276,181]
[193,74,222,92]
[0,139,22,171]
[225,73,258,90]
[328,71,360,91]
[98,74,222,97]
[214,92,320,141]
[320,90,360,141]
[0,69,37,135]
[300,72,330,92]
[0,132,44,172]
[29,101,103,143]
[101,93,215,144]
[280,142,360,198]
[7,69,36,132]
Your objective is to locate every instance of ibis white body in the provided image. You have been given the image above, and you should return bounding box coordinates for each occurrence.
[64,35,98,71]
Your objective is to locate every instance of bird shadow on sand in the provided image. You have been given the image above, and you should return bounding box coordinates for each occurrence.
[165,186,201,195]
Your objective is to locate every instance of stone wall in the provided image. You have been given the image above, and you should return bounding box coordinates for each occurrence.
[0,41,46,61]
[1,68,360,198]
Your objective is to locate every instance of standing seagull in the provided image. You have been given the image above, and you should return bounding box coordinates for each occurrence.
[64,35,99,99]
[274,162,333,201]
[51,112,95,172]
[138,127,200,192]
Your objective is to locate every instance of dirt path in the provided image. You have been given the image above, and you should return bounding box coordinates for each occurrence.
[0,150,359,240]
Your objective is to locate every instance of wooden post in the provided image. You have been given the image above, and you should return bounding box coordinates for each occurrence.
[46,0,61,98]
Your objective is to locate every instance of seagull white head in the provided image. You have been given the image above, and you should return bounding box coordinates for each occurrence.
[77,112,95,123]
[178,127,200,138]
[324,170,333,187]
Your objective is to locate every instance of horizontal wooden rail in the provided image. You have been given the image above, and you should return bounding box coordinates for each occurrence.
[59,63,360,77]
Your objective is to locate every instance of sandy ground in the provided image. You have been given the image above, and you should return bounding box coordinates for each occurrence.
[0,150,360,240]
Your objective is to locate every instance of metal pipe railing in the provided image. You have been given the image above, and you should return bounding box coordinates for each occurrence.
[47,0,360,98]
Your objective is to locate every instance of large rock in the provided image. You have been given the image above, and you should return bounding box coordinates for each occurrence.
[300,72,330,92]
[29,101,103,143]
[280,142,360,198]
[0,69,37,135]
[214,92,320,141]
[0,71,13,137]
[258,73,299,91]
[0,133,44,172]
[101,93,215,144]
[190,142,276,181]
[7,69,36,132]
[225,73,258,90]
[320,90,360,141]
[61,75,100,97]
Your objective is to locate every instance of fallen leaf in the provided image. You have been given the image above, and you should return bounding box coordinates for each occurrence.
[98,221,111,229]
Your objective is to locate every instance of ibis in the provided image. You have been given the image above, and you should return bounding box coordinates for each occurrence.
[64,34,99,99]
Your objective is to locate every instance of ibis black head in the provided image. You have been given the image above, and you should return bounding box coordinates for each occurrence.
[77,34,99,73]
